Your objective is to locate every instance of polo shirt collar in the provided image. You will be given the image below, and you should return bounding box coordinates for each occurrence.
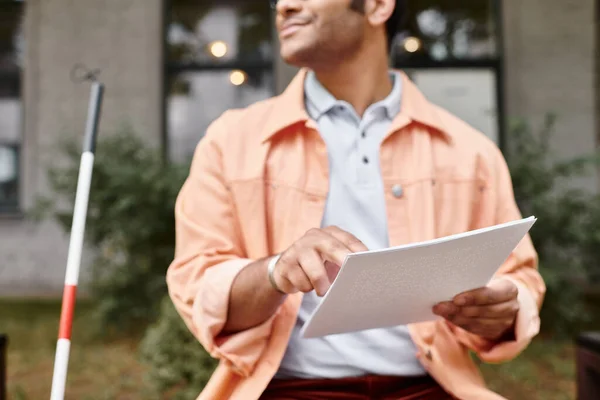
[260,68,451,144]
[304,70,402,120]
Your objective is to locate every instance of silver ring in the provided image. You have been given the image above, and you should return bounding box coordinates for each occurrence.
[267,254,284,294]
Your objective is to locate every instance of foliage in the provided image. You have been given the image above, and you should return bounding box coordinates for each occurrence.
[506,114,600,336]
[139,297,218,399]
[35,127,188,333]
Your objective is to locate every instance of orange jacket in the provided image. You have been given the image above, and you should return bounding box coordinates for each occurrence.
[167,70,545,400]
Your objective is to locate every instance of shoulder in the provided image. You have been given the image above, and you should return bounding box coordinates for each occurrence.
[435,105,498,152]
[432,104,505,165]
[428,104,509,188]
[202,96,280,146]
[193,95,284,181]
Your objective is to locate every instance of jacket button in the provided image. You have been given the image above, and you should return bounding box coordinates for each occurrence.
[391,184,404,198]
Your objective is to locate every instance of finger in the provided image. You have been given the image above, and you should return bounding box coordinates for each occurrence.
[271,251,296,293]
[284,264,314,293]
[474,318,514,340]
[450,315,512,338]
[432,302,459,319]
[306,229,353,266]
[453,279,518,306]
[274,273,299,294]
[276,251,313,293]
[324,261,341,285]
[298,249,330,296]
[459,300,520,319]
[323,226,369,253]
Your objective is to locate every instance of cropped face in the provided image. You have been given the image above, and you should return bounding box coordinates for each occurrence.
[273,0,368,68]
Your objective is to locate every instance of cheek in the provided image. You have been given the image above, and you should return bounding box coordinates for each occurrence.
[318,16,363,46]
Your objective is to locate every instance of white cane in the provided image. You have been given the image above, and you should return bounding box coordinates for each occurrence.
[49,78,104,400]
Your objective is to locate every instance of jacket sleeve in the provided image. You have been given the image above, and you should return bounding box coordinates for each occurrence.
[450,146,546,363]
[166,114,277,377]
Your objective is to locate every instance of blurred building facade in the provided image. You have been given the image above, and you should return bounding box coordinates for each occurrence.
[0,0,598,296]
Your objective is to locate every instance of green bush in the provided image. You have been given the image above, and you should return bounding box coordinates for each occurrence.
[35,127,188,333]
[139,296,217,399]
[506,114,600,336]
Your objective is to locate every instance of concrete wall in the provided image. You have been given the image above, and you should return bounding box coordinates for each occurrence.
[503,0,598,190]
[0,0,163,296]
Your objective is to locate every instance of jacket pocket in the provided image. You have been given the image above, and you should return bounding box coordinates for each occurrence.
[433,176,487,238]
[265,180,323,253]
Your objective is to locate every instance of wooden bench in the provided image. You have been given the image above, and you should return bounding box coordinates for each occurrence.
[577,332,600,400]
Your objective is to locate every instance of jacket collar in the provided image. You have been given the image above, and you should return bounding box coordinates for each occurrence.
[260,68,452,144]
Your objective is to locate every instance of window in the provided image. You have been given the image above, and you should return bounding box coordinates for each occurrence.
[393,0,499,64]
[392,0,503,147]
[166,0,275,163]
[0,0,24,212]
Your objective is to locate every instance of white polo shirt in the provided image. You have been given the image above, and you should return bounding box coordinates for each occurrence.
[275,71,427,379]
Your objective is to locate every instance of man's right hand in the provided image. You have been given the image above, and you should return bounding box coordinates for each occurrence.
[271,226,368,297]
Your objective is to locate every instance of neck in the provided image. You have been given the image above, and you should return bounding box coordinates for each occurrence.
[312,43,392,117]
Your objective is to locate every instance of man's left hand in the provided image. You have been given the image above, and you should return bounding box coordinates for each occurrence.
[432,279,519,341]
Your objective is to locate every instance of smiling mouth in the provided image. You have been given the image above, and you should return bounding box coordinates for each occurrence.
[279,22,309,38]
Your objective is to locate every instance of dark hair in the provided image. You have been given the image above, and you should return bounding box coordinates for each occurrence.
[385,0,406,51]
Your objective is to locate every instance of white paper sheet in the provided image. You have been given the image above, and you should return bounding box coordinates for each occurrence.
[300,216,537,338]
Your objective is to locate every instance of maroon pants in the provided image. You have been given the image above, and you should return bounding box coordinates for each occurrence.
[260,375,454,400]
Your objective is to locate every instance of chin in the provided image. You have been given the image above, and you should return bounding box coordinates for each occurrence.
[280,46,313,68]
[280,52,303,67]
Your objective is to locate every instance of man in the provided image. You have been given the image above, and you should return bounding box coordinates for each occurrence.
[167,0,545,399]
